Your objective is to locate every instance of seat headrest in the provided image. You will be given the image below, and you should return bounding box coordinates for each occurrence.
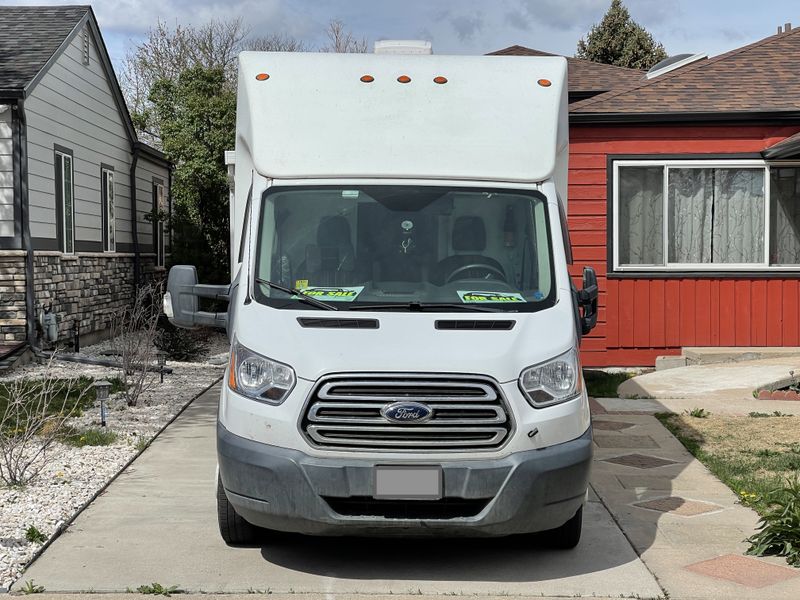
[317,216,352,247]
[452,216,486,252]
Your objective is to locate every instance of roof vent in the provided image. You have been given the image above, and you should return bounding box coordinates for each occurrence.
[82,28,90,65]
[646,53,707,79]
[374,40,432,55]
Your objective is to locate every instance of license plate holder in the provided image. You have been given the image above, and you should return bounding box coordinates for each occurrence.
[374,465,442,500]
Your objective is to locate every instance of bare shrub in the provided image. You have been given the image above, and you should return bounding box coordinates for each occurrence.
[110,283,163,407]
[0,359,88,486]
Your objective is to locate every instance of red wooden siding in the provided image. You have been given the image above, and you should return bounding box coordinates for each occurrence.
[568,124,800,367]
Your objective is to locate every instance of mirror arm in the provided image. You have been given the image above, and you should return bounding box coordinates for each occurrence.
[181,283,230,302]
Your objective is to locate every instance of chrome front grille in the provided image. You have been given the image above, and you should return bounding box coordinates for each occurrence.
[301,376,512,451]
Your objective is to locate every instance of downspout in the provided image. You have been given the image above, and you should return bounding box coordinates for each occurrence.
[167,163,173,263]
[130,147,140,289]
[15,99,38,349]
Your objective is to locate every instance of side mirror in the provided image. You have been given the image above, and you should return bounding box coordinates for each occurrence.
[578,266,598,335]
[164,265,230,329]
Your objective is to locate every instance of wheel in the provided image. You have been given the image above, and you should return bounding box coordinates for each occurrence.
[541,505,583,549]
[217,475,260,545]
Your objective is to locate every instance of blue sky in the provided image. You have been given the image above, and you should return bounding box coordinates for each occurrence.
[3,0,799,68]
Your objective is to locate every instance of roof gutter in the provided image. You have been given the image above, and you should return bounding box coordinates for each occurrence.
[570,110,800,125]
[130,147,140,290]
[762,138,800,159]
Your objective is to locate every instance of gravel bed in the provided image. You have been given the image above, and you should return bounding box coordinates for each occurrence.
[0,332,228,589]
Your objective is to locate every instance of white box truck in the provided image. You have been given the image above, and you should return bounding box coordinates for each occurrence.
[165,44,599,546]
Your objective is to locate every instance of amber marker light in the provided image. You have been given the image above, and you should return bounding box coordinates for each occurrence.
[537,78,552,87]
[255,73,270,81]
[433,76,448,84]
[360,75,375,83]
[228,348,237,390]
[397,75,411,83]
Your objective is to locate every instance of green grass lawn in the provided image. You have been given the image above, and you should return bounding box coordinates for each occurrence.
[583,369,634,398]
[0,376,124,432]
[656,411,800,515]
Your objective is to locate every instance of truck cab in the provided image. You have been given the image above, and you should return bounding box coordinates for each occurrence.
[165,46,599,546]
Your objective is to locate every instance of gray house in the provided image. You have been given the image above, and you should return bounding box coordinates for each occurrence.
[0,5,170,362]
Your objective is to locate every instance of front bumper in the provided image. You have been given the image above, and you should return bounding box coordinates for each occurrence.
[218,423,592,537]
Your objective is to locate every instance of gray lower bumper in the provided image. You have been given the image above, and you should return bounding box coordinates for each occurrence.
[217,424,592,537]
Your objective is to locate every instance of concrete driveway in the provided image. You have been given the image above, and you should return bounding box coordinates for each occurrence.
[16,384,662,598]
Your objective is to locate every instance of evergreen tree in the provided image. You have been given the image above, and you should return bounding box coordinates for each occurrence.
[576,0,668,70]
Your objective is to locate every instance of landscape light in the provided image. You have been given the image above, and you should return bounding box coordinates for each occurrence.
[94,380,111,427]
[156,351,167,383]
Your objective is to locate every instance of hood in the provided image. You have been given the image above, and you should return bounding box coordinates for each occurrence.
[233,294,576,383]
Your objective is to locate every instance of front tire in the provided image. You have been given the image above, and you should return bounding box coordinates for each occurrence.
[217,476,260,545]
[542,505,583,549]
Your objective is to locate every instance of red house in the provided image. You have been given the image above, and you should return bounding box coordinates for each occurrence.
[497,27,800,367]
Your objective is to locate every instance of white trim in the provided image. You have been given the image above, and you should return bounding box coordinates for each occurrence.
[764,165,771,265]
[56,151,75,255]
[613,159,800,272]
[102,168,116,252]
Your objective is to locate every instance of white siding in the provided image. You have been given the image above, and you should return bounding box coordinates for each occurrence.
[25,24,133,247]
[0,105,13,238]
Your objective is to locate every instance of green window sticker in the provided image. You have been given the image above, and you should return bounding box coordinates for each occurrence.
[458,290,526,303]
[299,286,365,302]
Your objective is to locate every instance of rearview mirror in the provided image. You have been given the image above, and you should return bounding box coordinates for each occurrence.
[164,265,230,329]
[578,266,598,335]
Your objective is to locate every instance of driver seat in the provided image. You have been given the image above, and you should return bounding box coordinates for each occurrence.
[430,215,505,286]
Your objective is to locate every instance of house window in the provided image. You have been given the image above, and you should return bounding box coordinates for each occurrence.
[153,181,166,266]
[101,167,115,252]
[613,160,800,271]
[55,150,74,254]
[770,167,800,265]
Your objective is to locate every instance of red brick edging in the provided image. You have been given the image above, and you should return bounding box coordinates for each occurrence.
[757,389,800,401]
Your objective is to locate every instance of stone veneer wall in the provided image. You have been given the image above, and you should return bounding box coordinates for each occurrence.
[0,250,163,345]
[0,251,27,342]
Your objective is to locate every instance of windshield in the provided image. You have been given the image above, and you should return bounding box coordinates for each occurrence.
[254,185,556,312]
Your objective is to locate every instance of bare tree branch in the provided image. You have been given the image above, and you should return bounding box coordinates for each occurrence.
[0,357,87,486]
[244,32,309,52]
[321,19,368,53]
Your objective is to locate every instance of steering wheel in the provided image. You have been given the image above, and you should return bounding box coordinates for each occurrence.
[446,262,507,284]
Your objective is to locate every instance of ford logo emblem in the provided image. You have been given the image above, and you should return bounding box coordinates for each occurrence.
[381,401,433,424]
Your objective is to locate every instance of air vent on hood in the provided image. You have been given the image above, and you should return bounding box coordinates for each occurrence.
[435,320,515,330]
[297,317,379,329]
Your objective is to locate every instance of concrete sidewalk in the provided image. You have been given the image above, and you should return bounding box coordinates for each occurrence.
[15,385,661,599]
[617,355,800,401]
[13,386,800,599]
[589,408,800,599]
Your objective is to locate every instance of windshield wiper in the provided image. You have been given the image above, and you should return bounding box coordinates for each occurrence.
[254,278,338,311]
[350,302,505,313]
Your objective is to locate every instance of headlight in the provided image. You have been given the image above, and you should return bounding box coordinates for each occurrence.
[228,339,295,404]
[519,349,582,408]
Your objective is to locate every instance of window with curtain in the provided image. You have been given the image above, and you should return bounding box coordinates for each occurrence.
[615,162,799,270]
[770,167,800,265]
[618,166,663,265]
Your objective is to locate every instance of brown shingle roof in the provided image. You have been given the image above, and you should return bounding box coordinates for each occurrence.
[571,28,800,116]
[488,45,645,95]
